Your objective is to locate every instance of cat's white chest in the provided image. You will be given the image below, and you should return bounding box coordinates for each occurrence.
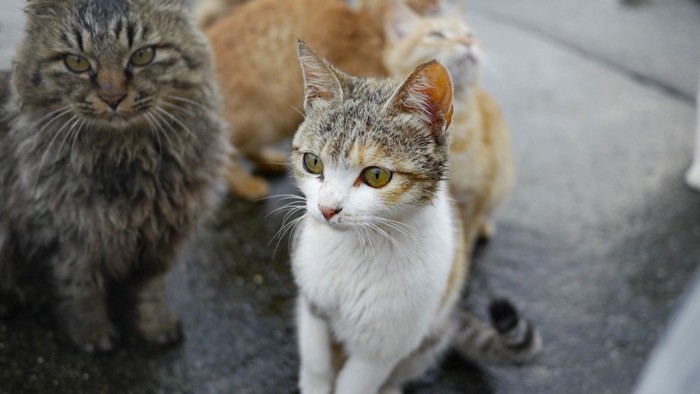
[292,190,456,360]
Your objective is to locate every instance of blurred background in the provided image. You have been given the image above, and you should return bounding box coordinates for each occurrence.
[1,0,699,393]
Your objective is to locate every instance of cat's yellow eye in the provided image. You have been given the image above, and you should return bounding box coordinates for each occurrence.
[362,167,392,188]
[303,153,324,174]
[64,55,91,73]
[130,46,155,67]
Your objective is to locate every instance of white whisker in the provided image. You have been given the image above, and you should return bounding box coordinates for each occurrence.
[32,114,77,195]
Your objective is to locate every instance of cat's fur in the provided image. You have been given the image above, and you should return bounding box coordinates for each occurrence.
[0,0,229,352]
[291,42,540,394]
[204,0,441,200]
[685,73,700,190]
[196,0,441,29]
[383,2,514,242]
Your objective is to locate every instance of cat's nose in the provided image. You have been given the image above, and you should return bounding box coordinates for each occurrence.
[458,37,474,47]
[319,205,342,221]
[98,83,127,110]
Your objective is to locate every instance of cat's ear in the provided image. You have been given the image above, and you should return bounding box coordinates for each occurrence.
[384,0,420,42]
[430,0,459,17]
[297,40,344,111]
[384,60,454,142]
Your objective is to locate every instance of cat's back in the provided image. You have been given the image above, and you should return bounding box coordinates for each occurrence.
[206,0,384,103]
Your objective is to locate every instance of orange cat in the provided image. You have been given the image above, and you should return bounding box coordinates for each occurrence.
[204,0,442,199]
[383,2,514,242]
[197,0,441,29]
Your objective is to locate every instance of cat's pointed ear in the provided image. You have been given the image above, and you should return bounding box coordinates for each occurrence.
[384,60,454,142]
[297,40,344,111]
[384,0,420,43]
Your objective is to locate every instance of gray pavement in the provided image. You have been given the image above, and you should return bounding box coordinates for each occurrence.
[1,1,700,393]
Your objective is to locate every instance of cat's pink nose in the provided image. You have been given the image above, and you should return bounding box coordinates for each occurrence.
[319,205,342,220]
[459,37,474,47]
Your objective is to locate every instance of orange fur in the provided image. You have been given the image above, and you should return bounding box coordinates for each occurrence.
[448,88,514,244]
[206,0,387,199]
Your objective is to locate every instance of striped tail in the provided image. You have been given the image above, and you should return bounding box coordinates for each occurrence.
[452,299,542,365]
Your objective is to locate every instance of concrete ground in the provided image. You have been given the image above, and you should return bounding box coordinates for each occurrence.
[1,0,700,393]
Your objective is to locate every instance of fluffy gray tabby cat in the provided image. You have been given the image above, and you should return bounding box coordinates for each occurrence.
[0,0,229,352]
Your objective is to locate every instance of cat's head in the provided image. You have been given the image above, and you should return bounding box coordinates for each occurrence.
[292,42,453,230]
[12,0,215,129]
[383,1,481,92]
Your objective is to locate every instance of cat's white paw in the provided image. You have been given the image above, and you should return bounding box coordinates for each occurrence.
[686,164,700,191]
[299,369,333,394]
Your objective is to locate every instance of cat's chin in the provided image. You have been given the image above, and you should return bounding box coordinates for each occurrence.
[87,113,149,131]
[310,215,352,232]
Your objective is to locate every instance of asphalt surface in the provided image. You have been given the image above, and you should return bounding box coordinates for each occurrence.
[1,0,700,393]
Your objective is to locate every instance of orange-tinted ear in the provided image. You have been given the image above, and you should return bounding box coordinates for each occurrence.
[384,60,454,140]
[297,40,343,111]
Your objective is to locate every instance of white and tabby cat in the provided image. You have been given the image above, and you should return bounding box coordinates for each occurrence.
[290,42,540,394]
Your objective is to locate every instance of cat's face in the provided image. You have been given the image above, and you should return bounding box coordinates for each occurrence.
[293,43,453,231]
[13,0,213,129]
[384,3,481,92]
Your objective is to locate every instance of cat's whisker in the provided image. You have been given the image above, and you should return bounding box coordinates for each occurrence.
[374,217,422,246]
[270,213,306,258]
[34,107,73,136]
[161,100,195,117]
[150,109,179,155]
[353,226,371,260]
[286,214,307,256]
[352,222,377,260]
[54,116,82,166]
[258,193,307,202]
[32,114,78,195]
[69,118,89,163]
[155,106,196,141]
[286,102,306,119]
[168,95,210,112]
[31,106,71,129]
[365,222,410,261]
[266,201,306,219]
[143,111,164,160]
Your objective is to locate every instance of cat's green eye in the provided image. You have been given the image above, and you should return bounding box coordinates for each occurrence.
[303,153,324,175]
[130,46,156,67]
[362,167,392,188]
[64,55,91,73]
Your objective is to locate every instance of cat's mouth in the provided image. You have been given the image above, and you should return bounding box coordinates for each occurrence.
[76,108,150,130]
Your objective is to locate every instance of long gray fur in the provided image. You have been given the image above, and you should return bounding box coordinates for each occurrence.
[0,0,229,352]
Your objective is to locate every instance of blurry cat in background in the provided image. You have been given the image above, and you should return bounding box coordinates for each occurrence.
[383,1,514,242]
[196,0,442,29]
[204,0,443,200]
[291,42,540,394]
[685,75,700,191]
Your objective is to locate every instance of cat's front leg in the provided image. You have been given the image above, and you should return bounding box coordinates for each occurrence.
[131,273,182,345]
[686,73,700,190]
[334,355,400,394]
[53,258,118,353]
[297,295,334,394]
